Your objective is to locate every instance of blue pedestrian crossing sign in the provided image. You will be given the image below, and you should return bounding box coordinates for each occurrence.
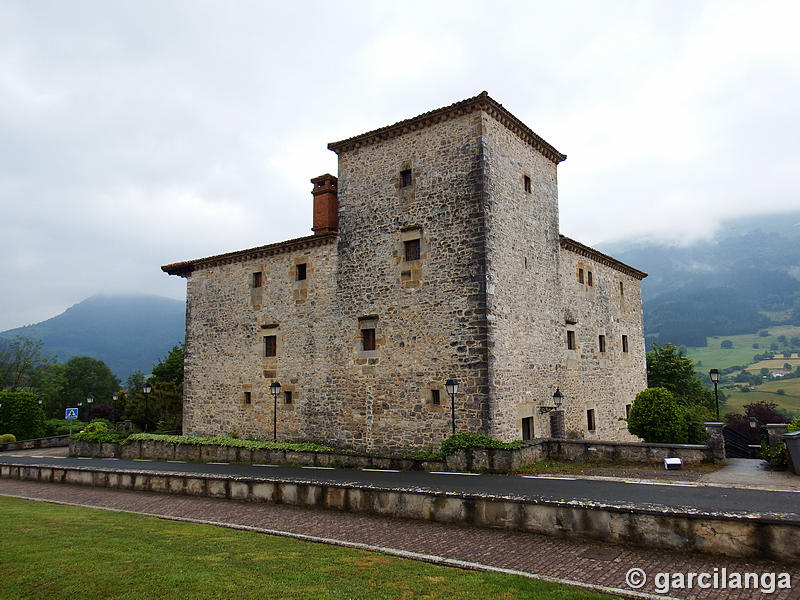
[65,408,79,420]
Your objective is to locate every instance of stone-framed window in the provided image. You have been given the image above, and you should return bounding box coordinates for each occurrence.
[587,271,593,286]
[619,281,624,296]
[567,330,577,350]
[598,334,606,353]
[587,409,596,432]
[622,334,629,353]
[244,391,252,404]
[284,391,293,405]
[400,169,412,188]
[264,335,277,357]
[252,272,263,288]
[404,238,420,262]
[296,263,307,281]
[578,268,584,284]
[523,175,532,194]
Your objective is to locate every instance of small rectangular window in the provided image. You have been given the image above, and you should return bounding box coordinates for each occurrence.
[400,169,412,188]
[523,175,531,193]
[578,268,584,284]
[284,391,292,405]
[252,272,263,288]
[620,281,624,295]
[244,391,252,404]
[362,328,376,351]
[264,335,277,357]
[625,404,631,419]
[587,409,596,432]
[404,238,420,262]
[431,389,440,405]
[296,263,307,281]
[599,335,606,353]
[567,330,576,350]
[587,271,593,286]
[622,335,629,353]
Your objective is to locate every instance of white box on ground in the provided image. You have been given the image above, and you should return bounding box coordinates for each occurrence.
[664,457,683,470]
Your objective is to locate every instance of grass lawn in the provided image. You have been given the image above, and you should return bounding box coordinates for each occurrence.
[723,379,800,417]
[0,496,619,600]
[685,325,800,371]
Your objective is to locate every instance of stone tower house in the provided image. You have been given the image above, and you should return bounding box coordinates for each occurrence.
[163,92,647,452]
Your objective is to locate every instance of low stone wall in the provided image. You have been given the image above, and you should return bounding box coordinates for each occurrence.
[445,439,714,473]
[70,435,717,474]
[68,439,446,471]
[3,461,798,563]
[0,436,70,452]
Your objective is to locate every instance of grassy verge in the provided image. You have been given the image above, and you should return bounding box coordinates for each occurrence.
[515,459,723,479]
[0,496,617,600]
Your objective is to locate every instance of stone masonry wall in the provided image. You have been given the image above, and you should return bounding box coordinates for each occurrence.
[481,113,565,442]
[558,248,647,440]
[329,112,491,452]
[183,238,337,440]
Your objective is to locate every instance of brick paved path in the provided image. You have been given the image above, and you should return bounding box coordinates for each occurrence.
[1,479,797,600]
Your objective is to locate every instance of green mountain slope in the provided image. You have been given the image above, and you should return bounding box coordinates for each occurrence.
[0,295,185,380]
[600,211,800,347]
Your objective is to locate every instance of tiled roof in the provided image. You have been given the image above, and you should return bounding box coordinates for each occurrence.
[328,91,567,164]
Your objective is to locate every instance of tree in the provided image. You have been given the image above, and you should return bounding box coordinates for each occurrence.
[0,389,46,440]
[0,336,55,389]
[151,344,184,385]
[57,357,120,419]
[126,371,146,394]
[27,362,67,419]
[646,343,716,410]
[627,388,687,443]
[720,340,733,349]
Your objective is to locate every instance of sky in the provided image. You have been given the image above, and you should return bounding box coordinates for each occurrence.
[1,0,799,331]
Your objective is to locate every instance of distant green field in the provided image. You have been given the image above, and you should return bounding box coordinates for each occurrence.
[685,325,800,372]
[723,379,800,417]
[746,358,800,373]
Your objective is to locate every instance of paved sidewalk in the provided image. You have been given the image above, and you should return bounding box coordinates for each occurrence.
[698,458,800,491]
[1,479,797,600]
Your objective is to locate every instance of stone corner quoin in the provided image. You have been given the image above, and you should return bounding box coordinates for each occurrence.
[161,91,648,454]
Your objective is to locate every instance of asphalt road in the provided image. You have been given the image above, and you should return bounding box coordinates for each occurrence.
[2,453,799,520]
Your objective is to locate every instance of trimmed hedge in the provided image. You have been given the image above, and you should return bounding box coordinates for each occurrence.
[440,433,524,457]
[122,433,336,453]
[0,390,45,440]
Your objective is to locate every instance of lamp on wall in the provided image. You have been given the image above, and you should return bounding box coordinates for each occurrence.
[445,379,459,436]
[270,381,282,441]
[539,388,564,414]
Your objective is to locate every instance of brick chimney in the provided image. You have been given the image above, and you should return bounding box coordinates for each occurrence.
[311,173,338,235]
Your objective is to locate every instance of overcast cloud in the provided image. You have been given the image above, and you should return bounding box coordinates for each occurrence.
[1,0,798,331]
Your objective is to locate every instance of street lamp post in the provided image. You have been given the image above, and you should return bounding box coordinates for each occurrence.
[269,382,281,441]
[86,393,94,421]
[143,383,152,432]
[709,369,721,420]
[445,379,459,436]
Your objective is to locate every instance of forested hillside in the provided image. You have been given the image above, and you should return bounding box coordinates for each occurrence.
[0,295,185,379]
[601,211,800,348]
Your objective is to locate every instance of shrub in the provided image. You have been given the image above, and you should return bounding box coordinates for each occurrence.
[0,433,17,444]
[0,390,46,440]
[440,432,523,457]
[45,419,88,436]
[627,387,687,443]
[70,421,124,444]
[788,416,800,433]
[121,433,336,453]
